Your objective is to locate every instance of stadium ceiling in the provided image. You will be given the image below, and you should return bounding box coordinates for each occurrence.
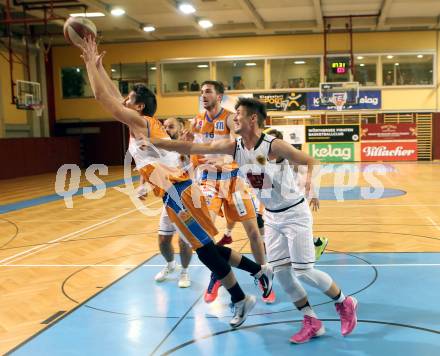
[1,0,440,44]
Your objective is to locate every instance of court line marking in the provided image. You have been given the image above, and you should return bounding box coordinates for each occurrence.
[427,217,440,232]
[0,199,161,265]
[3,263,440,267]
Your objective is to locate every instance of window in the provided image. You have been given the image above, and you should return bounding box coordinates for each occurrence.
[354,56,377,86]
[326,56,351,82]
[161,62,209,93]
[111,62,156,95]
[382,54,433,86]
[216,59,264,90]
[270,58,320,89]
[61,66,93,98]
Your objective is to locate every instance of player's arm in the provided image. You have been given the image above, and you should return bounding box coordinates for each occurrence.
[80,37,145,131]
[95,51,124,102]
[150,137,236,156]
[270,139,320,196]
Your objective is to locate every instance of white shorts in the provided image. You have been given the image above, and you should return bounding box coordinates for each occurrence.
[263,199,315,269]
[158,206,176,236]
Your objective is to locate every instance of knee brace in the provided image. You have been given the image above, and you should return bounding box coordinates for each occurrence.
[294,267,333,293]
[276,265,307,303]
[215,245,232,261]
[196,242,231,280]
[257,213,265,229]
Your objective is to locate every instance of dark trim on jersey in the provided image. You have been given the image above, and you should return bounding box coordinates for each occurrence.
[268,137,278,156]
[254,133,266,150]
[291,261,316,266]
[265,198,305,213]
[205,108,224,122]
[233,139,238,161]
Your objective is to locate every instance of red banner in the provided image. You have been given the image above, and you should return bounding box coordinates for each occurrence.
[361,141,418,161]
[361,123,417,141]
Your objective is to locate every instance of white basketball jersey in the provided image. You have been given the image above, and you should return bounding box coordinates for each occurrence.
[234,134,303,211]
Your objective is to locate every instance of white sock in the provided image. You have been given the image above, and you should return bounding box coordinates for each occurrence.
[167,260,176,269]
[181,267,188,274]
[300,304,317,319]
[224,228,232,236]
[334,290,346,304]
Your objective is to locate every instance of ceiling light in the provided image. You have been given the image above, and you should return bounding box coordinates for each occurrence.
[395,63,399,66]
[179,3,196,14]
[245,62,257,66]
[357,56,364,60]
[417,54,423,58]
[387,55,394,59]
[111,69,116,72]
[197,64,209,68]
[294,60,306,64]
[70,12,105,18]
[150,66,157,70]
[76,68,80,72]
[359,63,365,67]
[198,19,213,29]
[143,25,155,32]
[110,7,125,16]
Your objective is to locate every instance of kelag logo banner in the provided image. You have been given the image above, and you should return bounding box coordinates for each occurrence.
[306,125,360,142]
[307,90,381,110]
[253,92,307,111]
[309,143,355,162]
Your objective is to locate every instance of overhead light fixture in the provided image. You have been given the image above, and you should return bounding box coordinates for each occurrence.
[70,12,105,18]
[197,64,209,68]
[110,7,125,16]
[417,54,424,58]
[245,62,257,66]
[395,63,399,66]
[111,68,116,72]
[198,19,213,29]
[387,55,394,59]
[294,60,306,64]
[143,25,156,32]
[357,56,364,60]
[150,66,157,70]
[179,3,196,14]
[76,68,80,72]
[359,63,365,67]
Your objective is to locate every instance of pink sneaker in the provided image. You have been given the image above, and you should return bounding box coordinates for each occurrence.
[289,316,325,344]
[335,296,358,336]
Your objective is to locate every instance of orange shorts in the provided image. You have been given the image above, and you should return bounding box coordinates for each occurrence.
[140,164,217,250]
[199,169,256,222]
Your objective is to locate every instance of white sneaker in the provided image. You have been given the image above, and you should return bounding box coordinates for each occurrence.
[178,271,191,288]
[229,295,256,328]
[154,263,177,282]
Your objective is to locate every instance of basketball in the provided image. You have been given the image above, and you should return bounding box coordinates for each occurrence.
[63,17,97,48]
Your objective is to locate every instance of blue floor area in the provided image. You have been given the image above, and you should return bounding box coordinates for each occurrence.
[9,253,440,356]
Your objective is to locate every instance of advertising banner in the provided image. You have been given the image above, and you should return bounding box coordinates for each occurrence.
[361,141,418,161]
[309,142,355,162]
[307,90,381,110]
[361,123,417,141]
[306,125,360,143]
[253,92,307,111]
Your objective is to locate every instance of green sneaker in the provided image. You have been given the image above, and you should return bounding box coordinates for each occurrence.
[314,237,328,261]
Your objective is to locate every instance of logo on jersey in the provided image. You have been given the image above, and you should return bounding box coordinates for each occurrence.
[215,121,225,131]
[256,155,266,165]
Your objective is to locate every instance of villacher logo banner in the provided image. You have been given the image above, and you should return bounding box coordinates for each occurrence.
[361,141,418,161]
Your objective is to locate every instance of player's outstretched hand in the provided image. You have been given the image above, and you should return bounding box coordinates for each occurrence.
[180,129,194,142]
[79,35,98,63]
